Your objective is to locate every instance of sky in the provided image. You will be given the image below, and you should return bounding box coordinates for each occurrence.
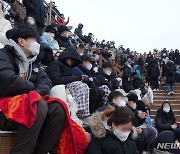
[48,0,180,53]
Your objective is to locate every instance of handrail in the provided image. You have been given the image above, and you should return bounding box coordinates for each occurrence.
[43,0,65,26]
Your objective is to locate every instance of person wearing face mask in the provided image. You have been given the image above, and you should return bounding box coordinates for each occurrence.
[46,46,91,118]
[77,43,85,56]
[23,0,45,35]
[96,90,127,112]
[0,25,67,153]
[55,25,71,48]
[72,55,104,113]
[122,61,135,93]
[40,25,59,51]
[155,102,178,133]
[100,45,112,61]
[96,62,120,91]
[85,107,138,154]
[127,93,150,153]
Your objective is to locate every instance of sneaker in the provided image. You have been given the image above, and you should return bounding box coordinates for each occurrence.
[167,92,171,96]
[171,91,175,94]
[152,89,156,92]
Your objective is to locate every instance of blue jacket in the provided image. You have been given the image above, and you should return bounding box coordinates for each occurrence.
[40,34,57,50]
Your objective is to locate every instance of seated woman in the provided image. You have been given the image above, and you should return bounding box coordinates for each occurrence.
[46,46,91,118]
[85,107,138,154]
[155,102,178,133]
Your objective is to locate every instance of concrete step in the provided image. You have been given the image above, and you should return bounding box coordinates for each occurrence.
[154,99,180,105]
[160,87,180,91]
[150,104,180,110]
[153,100,180,104]
[150,115,180,123]
[154,96,180,100]
[154,93,180,97]
[153,90,180,93]
[150,110,180,115]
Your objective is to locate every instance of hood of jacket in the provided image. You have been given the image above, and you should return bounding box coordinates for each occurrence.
[78,23,83,30]
[89,112,138,139]
[58,46,81,67]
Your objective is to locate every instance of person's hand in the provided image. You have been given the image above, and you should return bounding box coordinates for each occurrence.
[171,123,178,129]
[136,127,143,134]
[81,75,88,80]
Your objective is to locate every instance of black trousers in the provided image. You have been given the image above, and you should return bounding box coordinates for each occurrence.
[150,78,159,89]
[0,100,66,154]
[89,88,103,114]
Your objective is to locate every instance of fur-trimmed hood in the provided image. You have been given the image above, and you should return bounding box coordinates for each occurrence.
[89,112,138,139]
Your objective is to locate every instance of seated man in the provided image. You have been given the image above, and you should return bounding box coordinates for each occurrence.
[55,25,71,48]
[0,25,66,154]
[97,90,127,112]
[96,62,120,90]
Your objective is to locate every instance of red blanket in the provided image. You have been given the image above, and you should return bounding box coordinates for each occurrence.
[0,91,88,154]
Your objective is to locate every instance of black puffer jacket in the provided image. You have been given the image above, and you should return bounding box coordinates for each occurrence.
[155,104,176,132]
[164,62,176,84]
[147,61,160,79]
[96,69,119,90]
[23,0,45,27]
[55,34,71,48]
[85,133,138,154]
[45,46,81,86]
[74,23,86,41]
[0,45,52,97]
[122,65,134,92]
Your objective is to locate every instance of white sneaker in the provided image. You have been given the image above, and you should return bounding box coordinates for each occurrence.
[167,92,171,96]
[171,91,175,94]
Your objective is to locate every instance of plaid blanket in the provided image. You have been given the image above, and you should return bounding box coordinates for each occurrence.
[67,81,90,118]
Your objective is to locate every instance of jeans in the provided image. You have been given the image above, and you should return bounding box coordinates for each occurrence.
[167,83,174,93]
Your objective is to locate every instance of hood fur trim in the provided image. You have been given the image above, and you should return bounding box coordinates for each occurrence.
[89,112,138,139]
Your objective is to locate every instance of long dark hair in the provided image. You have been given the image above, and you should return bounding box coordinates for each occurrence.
[158,101,175,120]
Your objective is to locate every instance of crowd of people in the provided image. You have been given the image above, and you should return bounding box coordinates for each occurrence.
[0,0,180,154]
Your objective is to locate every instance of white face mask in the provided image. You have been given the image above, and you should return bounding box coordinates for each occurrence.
[114,128,131,142]
[28,20,35,26]
[163,108,170,113]
[104,70,112,76]
[131,103,137,110]
[93,67,98,73]
[29,42,40,56]
[79,53,83,56]
[117,100,126,107]
[67,94,74,102]
[86,63,93,70]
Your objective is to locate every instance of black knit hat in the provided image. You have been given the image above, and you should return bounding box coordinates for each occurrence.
[127,93,138,103]
[81,55,94,63]
[58,25,69,34]
[45,25,55,33]
[136,100,147,112]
